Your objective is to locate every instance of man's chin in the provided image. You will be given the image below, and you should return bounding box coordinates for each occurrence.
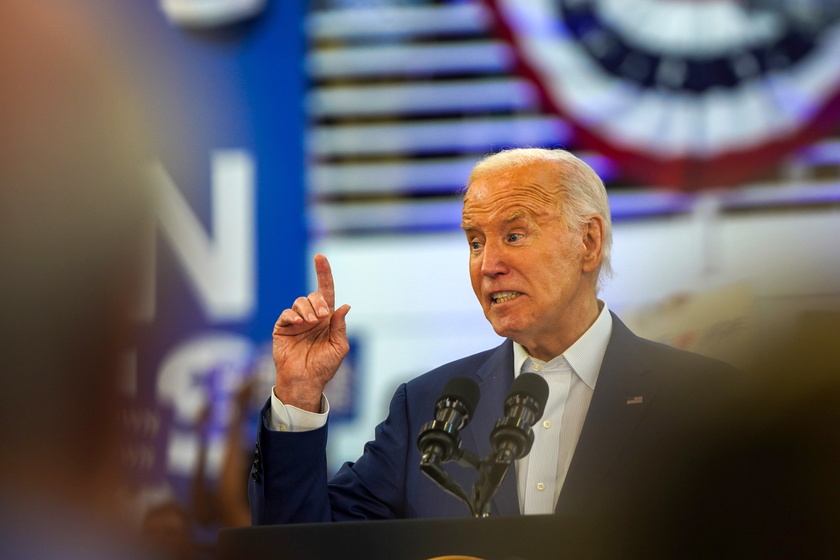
[487,318,523,341]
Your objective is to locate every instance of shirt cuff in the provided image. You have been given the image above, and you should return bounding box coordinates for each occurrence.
[266,386,330,432]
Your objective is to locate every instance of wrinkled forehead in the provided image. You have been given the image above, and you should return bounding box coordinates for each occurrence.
[462,163,560,227]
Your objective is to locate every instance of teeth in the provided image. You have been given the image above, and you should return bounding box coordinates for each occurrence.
[492,291,521,303]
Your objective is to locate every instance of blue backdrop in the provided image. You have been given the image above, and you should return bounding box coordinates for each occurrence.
[84,2,308,494]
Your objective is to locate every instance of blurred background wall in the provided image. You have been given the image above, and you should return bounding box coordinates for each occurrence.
[45,0,840,555]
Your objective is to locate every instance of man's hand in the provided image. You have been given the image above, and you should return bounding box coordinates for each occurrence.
[271,254,351,412]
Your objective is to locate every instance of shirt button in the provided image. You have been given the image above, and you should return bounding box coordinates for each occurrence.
[543,420,551,429]
[279,425,287,431]
[532,363,542,372]
[536,483,546,492]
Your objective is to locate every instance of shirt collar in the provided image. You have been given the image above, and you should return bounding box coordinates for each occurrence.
[513,301,612,390]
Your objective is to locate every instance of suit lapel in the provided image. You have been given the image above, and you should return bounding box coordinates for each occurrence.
[556,314,659,514]
[457,316,657,517]
[461,341,519,516]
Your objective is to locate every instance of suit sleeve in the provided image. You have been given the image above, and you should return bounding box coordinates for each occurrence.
[326,382,411,520]
[248,399,332,525]
[248,384,412,524]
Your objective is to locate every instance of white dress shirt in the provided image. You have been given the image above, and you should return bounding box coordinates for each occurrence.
[512,302,612,514]
[268,302,613,516]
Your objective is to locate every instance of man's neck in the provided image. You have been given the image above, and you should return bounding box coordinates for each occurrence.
[521,298,602,361]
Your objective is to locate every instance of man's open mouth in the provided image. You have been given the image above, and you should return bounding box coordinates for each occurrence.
[491,291,522,304]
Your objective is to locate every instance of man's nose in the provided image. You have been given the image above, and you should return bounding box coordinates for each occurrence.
[480,240,509,278]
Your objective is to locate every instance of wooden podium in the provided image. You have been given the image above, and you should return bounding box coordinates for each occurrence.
[217,514,622,560]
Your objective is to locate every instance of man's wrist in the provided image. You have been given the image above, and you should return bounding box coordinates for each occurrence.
[273,384,323,413]
[269,388,329,432]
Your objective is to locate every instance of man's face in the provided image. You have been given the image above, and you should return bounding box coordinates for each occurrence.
[461,161,600,360]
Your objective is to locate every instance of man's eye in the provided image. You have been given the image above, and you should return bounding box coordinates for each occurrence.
[470,241,482,250]
[508,233,523,242]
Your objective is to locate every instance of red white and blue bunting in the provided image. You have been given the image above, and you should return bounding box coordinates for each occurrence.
[486,0,840,189]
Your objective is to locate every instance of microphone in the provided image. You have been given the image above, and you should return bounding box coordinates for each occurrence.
[490,372,550,461]
[417,376,480,465]
[473,372,549,516]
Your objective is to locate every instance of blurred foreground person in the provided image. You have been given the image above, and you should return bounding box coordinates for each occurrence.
[0,4,152,559]
[630,314,840,559]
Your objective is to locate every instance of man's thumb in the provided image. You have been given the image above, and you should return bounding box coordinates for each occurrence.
[331,304,351,334]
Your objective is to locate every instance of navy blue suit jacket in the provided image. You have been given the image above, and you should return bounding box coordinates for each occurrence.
[249,313,737,524]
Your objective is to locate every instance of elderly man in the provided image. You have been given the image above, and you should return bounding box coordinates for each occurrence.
[249,148,736,524]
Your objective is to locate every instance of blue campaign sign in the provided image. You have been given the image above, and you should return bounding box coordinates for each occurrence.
[88,3,308,490]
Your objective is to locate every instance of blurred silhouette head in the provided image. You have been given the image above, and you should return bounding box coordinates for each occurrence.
[621,313,840,559]
[0,3,151,514]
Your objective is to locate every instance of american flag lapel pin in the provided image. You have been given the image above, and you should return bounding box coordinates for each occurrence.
[626,396,643,405]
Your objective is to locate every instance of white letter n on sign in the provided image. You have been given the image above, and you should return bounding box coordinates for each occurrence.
[151,150,256,322]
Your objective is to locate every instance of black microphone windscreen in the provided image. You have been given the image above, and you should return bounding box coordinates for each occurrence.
[439,376,481,418]
[509,372,549,411]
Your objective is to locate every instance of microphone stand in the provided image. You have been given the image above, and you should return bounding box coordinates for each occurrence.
[419,448,481,517]
[472,449,515,517]
[421,443,520,518]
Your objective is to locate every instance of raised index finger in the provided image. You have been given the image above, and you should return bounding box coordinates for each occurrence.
[313,253,336,311]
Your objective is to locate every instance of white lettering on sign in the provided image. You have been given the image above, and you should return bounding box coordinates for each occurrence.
[157,332,255,476]
[147,150,256,322]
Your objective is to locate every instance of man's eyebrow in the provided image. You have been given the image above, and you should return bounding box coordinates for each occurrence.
[460,213,478,231]
[504,209,527,223]
[461,209,532,231]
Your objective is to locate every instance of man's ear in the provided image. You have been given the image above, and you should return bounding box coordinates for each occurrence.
[581,215,605,273]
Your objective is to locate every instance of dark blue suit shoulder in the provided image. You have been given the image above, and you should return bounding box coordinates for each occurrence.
[403,341,508,394]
